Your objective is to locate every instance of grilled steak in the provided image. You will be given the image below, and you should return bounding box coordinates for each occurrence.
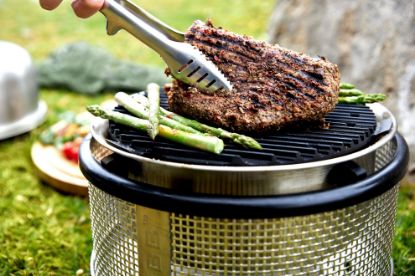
[167,20,340,133]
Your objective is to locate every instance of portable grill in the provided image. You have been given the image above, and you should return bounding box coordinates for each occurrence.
[80,94,409,275]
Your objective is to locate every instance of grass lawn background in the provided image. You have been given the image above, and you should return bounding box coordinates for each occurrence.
[0,0,414,274]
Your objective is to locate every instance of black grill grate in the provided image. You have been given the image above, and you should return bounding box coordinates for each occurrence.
[107,94,377,166]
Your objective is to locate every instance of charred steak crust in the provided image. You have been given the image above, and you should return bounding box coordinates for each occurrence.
[167,20,340,133]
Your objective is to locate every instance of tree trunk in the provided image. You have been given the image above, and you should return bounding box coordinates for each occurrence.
[269,0,415,178]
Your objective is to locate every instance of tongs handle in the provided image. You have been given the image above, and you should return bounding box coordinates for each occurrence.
[100,0,233,94]
[100,0,184,52]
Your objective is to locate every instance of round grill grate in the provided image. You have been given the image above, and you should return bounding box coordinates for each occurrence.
[107,93,377,166]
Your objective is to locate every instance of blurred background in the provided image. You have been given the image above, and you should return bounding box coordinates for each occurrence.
[0,0,414,275]
[0,0,274,275]
[0,0,272,65]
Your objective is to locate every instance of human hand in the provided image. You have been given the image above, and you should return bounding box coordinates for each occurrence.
[39,0,105,18]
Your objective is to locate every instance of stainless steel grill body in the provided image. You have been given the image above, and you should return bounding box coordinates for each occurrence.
[80,134,408,275]
[80,103,409,275]
[88,182,398,275]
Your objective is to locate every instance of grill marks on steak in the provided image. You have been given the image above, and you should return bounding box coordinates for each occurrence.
[167,20,340,132]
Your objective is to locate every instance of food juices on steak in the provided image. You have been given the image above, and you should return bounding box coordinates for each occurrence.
[167,20,340,133]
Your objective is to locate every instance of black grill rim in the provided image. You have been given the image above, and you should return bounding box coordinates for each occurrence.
[80,133,409,218]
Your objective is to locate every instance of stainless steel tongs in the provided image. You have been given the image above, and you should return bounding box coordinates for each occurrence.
[100,0,232,94]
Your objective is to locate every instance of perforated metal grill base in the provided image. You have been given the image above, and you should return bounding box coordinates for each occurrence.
[90,252,394,276]
[89,183,398,275]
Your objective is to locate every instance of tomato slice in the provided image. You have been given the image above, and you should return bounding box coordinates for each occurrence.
[61,142,79,163]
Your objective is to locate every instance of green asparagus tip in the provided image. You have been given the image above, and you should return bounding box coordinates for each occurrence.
[234,135,262,150]
[340,82,355,89]
[87,105,103,117]
[370,94,387,102]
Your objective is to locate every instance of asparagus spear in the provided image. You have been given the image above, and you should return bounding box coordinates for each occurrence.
[134,94,262,150]
[115,92,202,134]
[146,83,160,140]
[338,93,386,104]
[87,105,149,131]
[339,81,387,103]
[339,88,364,97]
[339,82,355,89]
[86,105,224,154]
[157,125,224,154]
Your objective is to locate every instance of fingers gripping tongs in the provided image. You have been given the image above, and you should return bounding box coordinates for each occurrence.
[100,0,232,93]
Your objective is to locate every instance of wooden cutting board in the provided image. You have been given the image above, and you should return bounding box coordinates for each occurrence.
[31,141,88,196]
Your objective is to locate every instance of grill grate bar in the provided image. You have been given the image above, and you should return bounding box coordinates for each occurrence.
[325,114,376,121]
[107,93,377,166]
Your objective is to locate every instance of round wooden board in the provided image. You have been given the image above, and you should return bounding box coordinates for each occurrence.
[31,141,89,196]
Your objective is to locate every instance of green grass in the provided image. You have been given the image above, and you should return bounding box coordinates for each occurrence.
[0,92,110,275]
[0,0,414,275]
[394,186,415,275]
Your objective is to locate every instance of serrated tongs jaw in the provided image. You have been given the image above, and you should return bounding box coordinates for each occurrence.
[100,0,232,94]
